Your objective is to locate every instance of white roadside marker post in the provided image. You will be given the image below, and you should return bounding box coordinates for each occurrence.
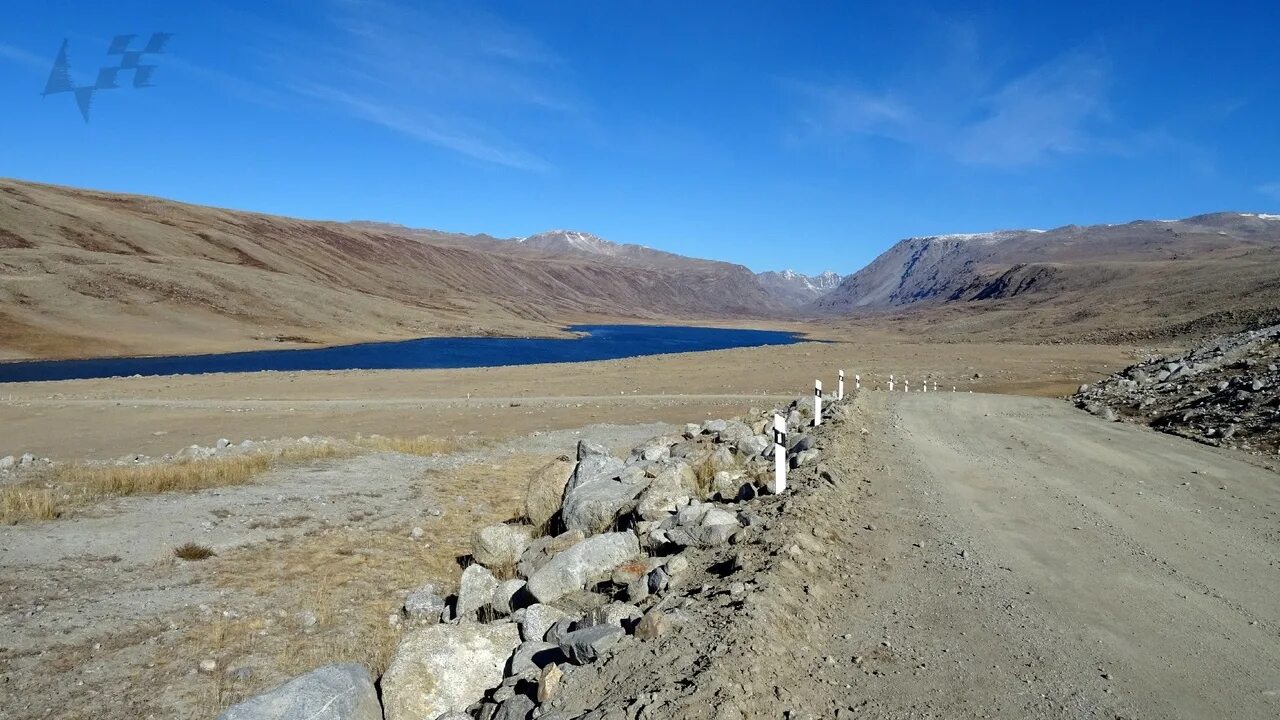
[933,381,938,392]
[905,379,910,393]
[855,374,861,391]
[813,379,823,426]
[837,370,845,401]
[888,374,894,392]
[772,413,787,494]
[923,379,928,393]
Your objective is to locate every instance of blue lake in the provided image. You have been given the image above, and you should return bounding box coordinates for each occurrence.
[0,324,804,383]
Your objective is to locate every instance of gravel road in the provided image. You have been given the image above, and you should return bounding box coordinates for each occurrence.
[553,391,1280,719]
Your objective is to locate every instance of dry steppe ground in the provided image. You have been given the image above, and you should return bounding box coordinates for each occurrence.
[0,332,1183,720]
[0,330,1134,462]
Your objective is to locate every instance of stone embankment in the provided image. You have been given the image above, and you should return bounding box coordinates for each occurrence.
[217,393,850,720]
[1072,323,1280,456]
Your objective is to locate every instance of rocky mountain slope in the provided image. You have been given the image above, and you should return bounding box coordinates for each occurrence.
[1073,323,1280,455]
[811,213,1280,342]
[755,269,844,306]
[0,180,793,360]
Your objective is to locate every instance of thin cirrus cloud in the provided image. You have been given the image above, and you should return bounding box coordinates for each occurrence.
[1258,182,1280,201]
[270,0,575,171]
[789,44,1116,169]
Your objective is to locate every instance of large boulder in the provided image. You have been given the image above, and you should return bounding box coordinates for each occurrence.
[382,623,522,720]
[216,663,380,720]
[517,530,585,579]
[561,466,646,534]
[635,461,696,520]
[456,564,499,619]
[520,603,570,642]
[526,532,641,603]
[472,523,534,570]
[525,458,573,529]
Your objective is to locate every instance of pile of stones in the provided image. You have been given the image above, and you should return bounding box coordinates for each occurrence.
[1072,323,1280,455]
[217,396,839,720]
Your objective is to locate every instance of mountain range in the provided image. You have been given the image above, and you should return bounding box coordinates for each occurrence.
[2,176,1278,359]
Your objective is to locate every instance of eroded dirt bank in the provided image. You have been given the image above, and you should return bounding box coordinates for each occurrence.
[549,392,1280,719]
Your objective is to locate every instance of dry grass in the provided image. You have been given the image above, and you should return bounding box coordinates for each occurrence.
[353,434,463,456]
[0,444,354,525]
[0,486,56,523]
[188,452,547,712]
[692,453,718,497]
[175,542,217,561]
[61,455,271,495]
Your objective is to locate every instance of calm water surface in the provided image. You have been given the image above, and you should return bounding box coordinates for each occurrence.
[0,324,804,383]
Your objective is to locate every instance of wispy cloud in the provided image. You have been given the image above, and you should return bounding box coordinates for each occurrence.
[788,21,1122,168]
[1259,182,1280,201]
[265,0,573,170]
[0,41,52,73]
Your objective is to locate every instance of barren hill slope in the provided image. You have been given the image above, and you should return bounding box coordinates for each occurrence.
[811,213,1280,342]
[0,179,781,360]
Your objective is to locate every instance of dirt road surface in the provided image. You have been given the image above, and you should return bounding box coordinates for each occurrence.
[554,392,1280,719]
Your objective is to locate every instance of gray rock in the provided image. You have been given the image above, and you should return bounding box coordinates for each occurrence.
[711,471,747,499]
[382,623,521,720]
[544,617,578,646]
[456,564,499,619]
[791,449,820,468]
[493,694,536,720]
[561,446,641,534]
[492,579,528,616]
[647,566,670,595]
[630,437,674,463]
[520,603,569,642]
[735,434,770,457]
[527,532,641,603]
[517,530,585,579]
[19,452,35,466]
[577,439,612,459]
[216,663,380,720]
[716,420,755,444]
[507,640,566,676]
[0,456,14,470]
[635,461,696,520]
[581,601,641,629]
[701,419,729,434]
[524,457,574,529]
[559,624,626,664]
[403,583,446,622]
[472,523,534,570]
[788,435,815,454]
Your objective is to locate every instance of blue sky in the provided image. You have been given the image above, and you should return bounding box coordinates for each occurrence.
[2,1,1278,274]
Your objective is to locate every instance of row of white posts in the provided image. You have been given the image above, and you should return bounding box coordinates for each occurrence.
[770,369,956,493]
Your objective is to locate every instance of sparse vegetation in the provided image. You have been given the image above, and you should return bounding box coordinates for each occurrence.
[354,434,463,456]
[692,454,717,497]
[174,543,216,560]
[0,444,355,525]
[0,486,57,523]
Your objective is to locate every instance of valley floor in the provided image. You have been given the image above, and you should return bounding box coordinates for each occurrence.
[551,392,1280,718]
[0,338,1129,462]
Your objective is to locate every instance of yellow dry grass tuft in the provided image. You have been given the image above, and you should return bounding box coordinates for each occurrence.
[60,455,271,496]
[0,485,56,523]
[0,444,355,525]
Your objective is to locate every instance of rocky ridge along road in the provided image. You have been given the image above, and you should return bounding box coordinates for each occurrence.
[219,390,1279,719]
[1073,322,1280,457]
